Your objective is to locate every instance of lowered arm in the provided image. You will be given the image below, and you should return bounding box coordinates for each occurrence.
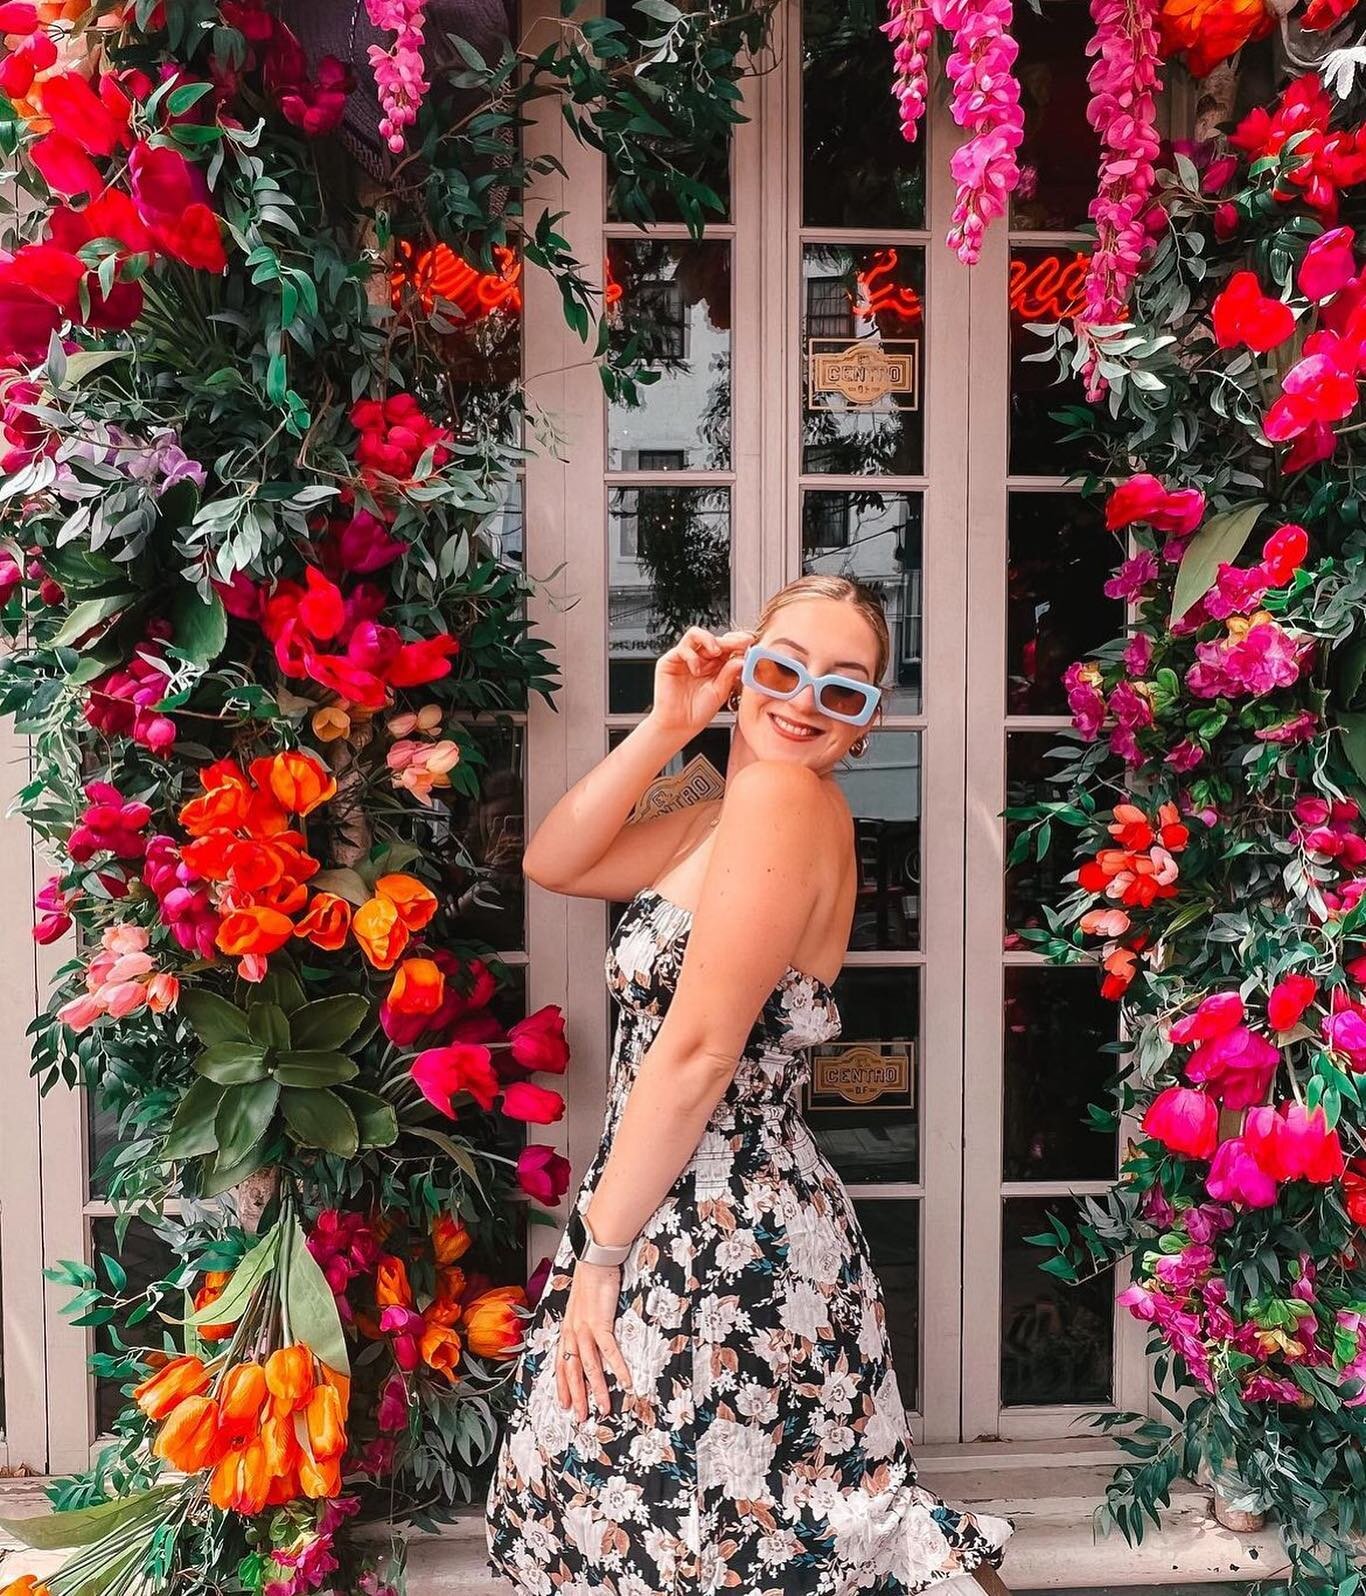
[582,760,828,1249]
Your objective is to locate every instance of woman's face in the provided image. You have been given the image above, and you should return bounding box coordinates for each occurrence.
[736,597,881,771]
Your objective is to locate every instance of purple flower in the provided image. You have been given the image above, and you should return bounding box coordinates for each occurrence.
[1105,550,1159,600]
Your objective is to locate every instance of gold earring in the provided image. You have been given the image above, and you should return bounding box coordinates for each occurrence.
[850,735,868,757]
[727,689,742,712]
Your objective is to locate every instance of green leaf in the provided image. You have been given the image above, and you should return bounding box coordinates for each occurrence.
[214,1078,280,1166]
[185,1223,279,1327]
[309,867,371,906]
[48,592,136,649]
[60,349,128,387]
[1337,636,1366,710]
[339,1086,398,1148]
[283,1217,348,1375]
[289,995,370,1051]
[199,1136,272,1199]
[171,582,227,665]
[256,964,306,1013]
[1169,501,1266,623]
[248,1002,291,1050]
[272,1051,360,1088]
[162,1076,225,1160]
[0,1484,175,1549]
[409,1123,479,1180]
[1339,713,1366,787]
[179,989,251,1045]
[194,1041,270,1085]
[280,1086,359,1156]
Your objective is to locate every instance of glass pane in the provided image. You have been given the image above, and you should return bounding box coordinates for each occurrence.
[802,244,924,477]
[1011,2,1102,230]
[802,492,923,716]
[806,966,919,1184]
[1005,731,1079,944]
[803,0,926,228]
[92,1219,180,1435]
[608,486,732,714]
[1007,492,1118,715]
[1010,246,1090,476]
[604,0,730,223]
[1002,1197,1113,1405]
[482,474,523,571]
[446,726,526,953]
[854,1198,920,1411]
[834,730,921,951]
[607,240,732,470]
[1003,968,1118,1181]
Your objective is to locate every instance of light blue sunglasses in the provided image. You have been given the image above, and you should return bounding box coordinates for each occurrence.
[740,643,881,727]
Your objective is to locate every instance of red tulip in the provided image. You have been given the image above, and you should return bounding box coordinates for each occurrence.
[42,72,128,157]
[1265,338,1360,441]
[388,633,461,688]
[507,1005,570,1074]
[411,1043,499,1116]
[1211,270,1294,352]
[1245,1101,1344,1182]
[1104,473,1205,535]
[1267,973,1317,1030]
[1261,524,1309,587]
[499,1080,565,1125]
[1300,227,1357,302]
[30,133,102,199]
[516,1143,571,1205]
[1141,1085,1218,1158]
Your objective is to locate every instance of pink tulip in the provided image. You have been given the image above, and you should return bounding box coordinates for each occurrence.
[1205,1136,1280,1208]
[411,1043,499,1116]
[499,1081,565,1125]
[1299,226,1357,303]
[516,1143,572,1205]
[1245,1102,1344,1182]
[57,992,107,1032]
[1170,990,1244,1044]
[1323,1009,1366,1069]
[102,980,148,1018]
[1141,1085,1218,1158]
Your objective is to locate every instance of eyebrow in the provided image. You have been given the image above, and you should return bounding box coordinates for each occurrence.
[771,636,873,679]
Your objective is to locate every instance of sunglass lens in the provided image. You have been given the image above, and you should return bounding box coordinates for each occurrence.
[753,656,801,694]
[820,683,873,720]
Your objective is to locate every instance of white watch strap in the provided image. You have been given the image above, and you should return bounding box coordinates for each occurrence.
[581,1214,634,1266]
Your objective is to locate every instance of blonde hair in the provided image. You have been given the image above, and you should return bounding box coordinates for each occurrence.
[751,574,891,685]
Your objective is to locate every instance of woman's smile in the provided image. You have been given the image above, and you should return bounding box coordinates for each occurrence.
[766,708,823,742]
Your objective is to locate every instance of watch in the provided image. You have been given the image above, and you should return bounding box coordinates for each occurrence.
[566,1209,635,1267]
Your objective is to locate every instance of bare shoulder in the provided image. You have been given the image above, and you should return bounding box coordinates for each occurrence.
[724,758,828,810]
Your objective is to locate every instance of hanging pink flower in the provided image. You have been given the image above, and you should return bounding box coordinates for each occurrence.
[881,0,933,144]
[930,0,1024,265]
[365,0,429,156]
[1078,0,1163,395]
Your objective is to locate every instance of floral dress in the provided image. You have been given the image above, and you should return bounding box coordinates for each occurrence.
[485,886,1015,1596]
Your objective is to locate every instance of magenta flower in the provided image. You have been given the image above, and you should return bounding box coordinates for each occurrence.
[1141,1084,1217,1158]
[1063,661,1106,739]
[882,0,933,144]
[1299,226,1357,303]
[1322,1008,1366,1069]
[1244,1102,1344,1182]
[1104,549,1159,600]
[1205,1136,1279,1208]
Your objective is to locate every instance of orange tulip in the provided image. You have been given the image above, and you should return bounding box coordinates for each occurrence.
[216,904,295,958]
[1157,0,1272,74]
[253,750,338,817]
[291,891,352,951]
[265,1343,315,1412]
[1,1577,53,1596]
[375,1253,413,1308]
[261,1411,301,1477]
[132,1354,210,1420]
[304,1382,347,1460]
[209,1438,271,1514]
[218,1361,268,1447]
[178,766,252,837]
[375,873,438,931]
[387,958,445,1016]
[418,1320,463,1382]
[193,1271,235,1343]
[153,1394,222,1472]
[463,1286,528,1358]
[298,1450,342,1500]
[432,1214,473,1265]
[352,893,409,971]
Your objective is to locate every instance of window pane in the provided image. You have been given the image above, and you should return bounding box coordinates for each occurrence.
[832,730,921,951]
[92,1219,180,1436]
[1002,1197,1113,1405]
[808,967,919,1184]
[608,486,732,714]
[446,726,526,953]
[608,239,732,471]
[1010,246,1089,476]
[1007,492,1117,716]
[1005,731,1079,944]
[802,244,924,477]
[802,491,923,717]
[1003,968,1118,1182]
[1011,2,1102,231]
[854,1198,920,1411]
[803,0,926,229]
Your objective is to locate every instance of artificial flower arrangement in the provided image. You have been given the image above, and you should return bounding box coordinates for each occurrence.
[1008,65,1366,1593]
[0,0,767,1592]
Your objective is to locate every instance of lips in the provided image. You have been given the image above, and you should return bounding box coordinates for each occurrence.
[768,710,820,741]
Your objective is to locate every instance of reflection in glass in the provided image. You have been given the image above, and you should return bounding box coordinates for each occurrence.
[93,1219,179,1435]
[1005,731,1082,943]
[480,475,523,571]
[804,492,923,717]
[1002,1197,1113,1405]
[802,245,925,477]
[831,731,922,950]
[1011,3,1102,231]
[1007,493,1117,715]
[1003,968,1118,1181]
[1010,246,1090,475]
[608,240,732,471]
[604,0,730,223]
[803,0,926,228]
[807,967,919,1184]
[609,487,732,714]
[446,727,526,952]
[855,1199,920,1409]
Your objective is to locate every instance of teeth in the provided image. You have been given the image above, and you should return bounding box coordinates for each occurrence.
[772,713,817,736]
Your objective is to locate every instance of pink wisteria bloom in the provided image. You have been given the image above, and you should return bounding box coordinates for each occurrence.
[366,0,430,155]
[881,0,933,143]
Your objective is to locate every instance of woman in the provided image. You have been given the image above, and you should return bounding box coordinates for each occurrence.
[485,575,1015,1595]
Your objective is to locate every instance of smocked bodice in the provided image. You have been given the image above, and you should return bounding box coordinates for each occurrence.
[602,886,842,1138]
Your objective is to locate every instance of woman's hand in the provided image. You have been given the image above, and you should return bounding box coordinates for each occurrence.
[556,1262,634,1420]
[648,625,755,742]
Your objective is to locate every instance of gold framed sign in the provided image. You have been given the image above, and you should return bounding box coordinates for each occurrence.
[629,752,726,823]
[806,338,920,411]
[806,1041,915,1109]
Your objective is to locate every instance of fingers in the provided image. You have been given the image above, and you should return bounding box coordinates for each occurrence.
[577,1338,611,1419]
[669,626,754,678]
[554,1328,633,1417]
[598,1330,634,1396]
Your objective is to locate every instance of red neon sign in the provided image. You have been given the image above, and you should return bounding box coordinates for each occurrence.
[851,248,923,326]
[1009,251,1089,322]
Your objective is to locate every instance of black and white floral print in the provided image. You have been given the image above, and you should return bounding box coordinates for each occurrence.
[486,886,1014,1596]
